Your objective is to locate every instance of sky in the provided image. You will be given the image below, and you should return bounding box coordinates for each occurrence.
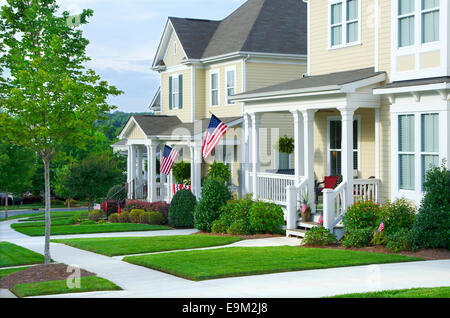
[0,0,247,112]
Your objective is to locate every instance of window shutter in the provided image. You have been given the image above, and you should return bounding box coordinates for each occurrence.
[169,76,173,109]
[178,75,183,109]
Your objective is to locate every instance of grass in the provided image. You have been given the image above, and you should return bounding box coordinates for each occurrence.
[0,202,66,211]
[18,211,88,222]
[0,266,30,279]
[52,235,243,256]
[124,246,423,281]
[0,242,45,268]
[330,287,450,298]
[11,222,172,236]
[11,276,122,298]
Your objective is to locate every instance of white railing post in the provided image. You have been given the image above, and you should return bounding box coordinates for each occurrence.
[322,188,335,232]
[286,185,298,230]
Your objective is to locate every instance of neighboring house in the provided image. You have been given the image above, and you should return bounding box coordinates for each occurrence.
[231,0,449,237]
[114,0,309,202]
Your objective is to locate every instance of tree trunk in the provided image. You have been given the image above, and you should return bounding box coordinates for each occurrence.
[67,196,71,209]
[5,188,8,219]
[43,157,52,265]
[87,199,92,213]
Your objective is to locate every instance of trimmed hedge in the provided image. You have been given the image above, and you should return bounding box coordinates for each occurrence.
[125,200,170,222]
[169,189,197,228]
[248,201,284,234]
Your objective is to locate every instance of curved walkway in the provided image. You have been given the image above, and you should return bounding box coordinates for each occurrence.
[1,218,449,298]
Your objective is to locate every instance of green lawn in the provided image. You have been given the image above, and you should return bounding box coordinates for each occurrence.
[11,223,172,236]
[124,246,423,281]
[330,287,450,298]
[11,276,122,298]
[0,266,30,279]
[18,211,88,222]
[0,242,45,267]
[0,202,66,211]
[52,235,243,256]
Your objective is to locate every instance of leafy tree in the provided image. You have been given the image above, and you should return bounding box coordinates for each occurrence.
[66,154,125,213]
[0,1,121,264]
[53,165,73,207]
[172,161,191,185]
[0,142,35,218]
[208,161,232,184]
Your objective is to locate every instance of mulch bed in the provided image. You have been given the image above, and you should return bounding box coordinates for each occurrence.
[301,244,450,260]
[193,231,284,240]
[0,264,96,289]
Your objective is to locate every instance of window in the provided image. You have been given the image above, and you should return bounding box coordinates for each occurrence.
[169,75,182,109]
[173,41,177,55]
[421,113,439,187]
[397,0,440,48]
[330,0,360,48]
[398,115,415,190]
[422,0,439,43]
[328,119,359,176]
[226,68,235,105]
[210,71,219,106]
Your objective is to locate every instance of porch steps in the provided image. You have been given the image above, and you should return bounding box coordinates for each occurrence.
[286,229,307,238]
[287,221,319,238]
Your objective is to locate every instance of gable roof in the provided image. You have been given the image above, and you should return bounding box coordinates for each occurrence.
[231,68,387,100]
[153,0,307,66]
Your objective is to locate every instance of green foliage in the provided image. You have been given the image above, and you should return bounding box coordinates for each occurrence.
[386,229,414,253]
[169,189,197,228]
[342,228,374,248]
[194,179,231,232]
[248,201,284,234]
[87,211,104,222]
[129,209,145,223]
[343,200,381,232]
[278,136,294,154]
[302,226,338,246]
[106,184,127,201]
[108,213,120,223]
[118,211,130,223]
[69,216,87,225]
[371,231,387,246]
[380,198,416,236]
[207,162,232,184]
[211,194,255,235]
[147,211,166,225]
[172,162,191,185]
[411,163,450,249]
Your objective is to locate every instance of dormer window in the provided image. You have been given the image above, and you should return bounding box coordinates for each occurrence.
[329,0,360,48]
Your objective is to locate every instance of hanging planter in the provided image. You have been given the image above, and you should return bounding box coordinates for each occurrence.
[278,136,294,154]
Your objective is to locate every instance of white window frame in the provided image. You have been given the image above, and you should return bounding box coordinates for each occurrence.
[225,66,236,106]
[420,112,440,188]
[171,74,181,110]
[421,0,440,44]
[328,0,361,50]
[210,70,220,107]
[326,116,361,176]
[397,113,416,191]
[397,0,416,48]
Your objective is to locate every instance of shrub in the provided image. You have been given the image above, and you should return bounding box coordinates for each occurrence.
[386,229,414,253]
[108,213,120,223]
[302,226,338,246]
[107,184,127,201]
[227,219,253,235]
[172,161,191,184]
[80,219,96,225]
[278,136,294,154]
[118,211,130,223]
[139,212,151,224]
[371,231,387,246]
[194,178,231,232]
[343,200,381,232]
[65,199,80,207]
[88,210,104,222]
[101,200,122,217]
[148,211,166,225]
[125,200,170,222]
[342,228,373,248]
[380,198,416,236]
[208,162,232,184]
[248,201,284,234]
[169,189,197,228]
[69,216,86,224]
[211,195,254,234]
[129,209,145,223]
[411,163,450,249]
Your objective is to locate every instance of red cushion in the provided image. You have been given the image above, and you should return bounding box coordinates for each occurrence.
[324,176,338,189]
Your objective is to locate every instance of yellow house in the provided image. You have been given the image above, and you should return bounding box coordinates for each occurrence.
[232,0,449,238]
[115,0,308,202]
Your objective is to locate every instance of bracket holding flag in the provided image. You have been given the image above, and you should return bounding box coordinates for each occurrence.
[160,145,179,175]
[202,113,230,159]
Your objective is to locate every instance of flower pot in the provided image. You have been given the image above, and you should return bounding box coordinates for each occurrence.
[300,207,312,222]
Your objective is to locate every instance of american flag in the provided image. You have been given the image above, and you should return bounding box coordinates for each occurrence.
[173,184,192,194]
[94,204,101,210]
[377,219,385,233]
[160,145,179,175]
[117,200,121,215]
[202,115,229,159]
[318,214,324,226]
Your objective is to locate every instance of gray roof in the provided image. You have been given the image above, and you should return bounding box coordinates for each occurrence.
[129,115,242,138]
[232,68,385,99]
[149,89,160,110]
[380,76,450,89]
[161,0,307,63]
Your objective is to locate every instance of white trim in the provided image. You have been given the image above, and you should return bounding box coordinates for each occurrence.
[374,82,450,95]
[375,108,380,178]
[183,51,307,66]
[191,65,196,122]
[118,117,148,140]
[170,73,181,110]
[152,19,189,69]
[328,0,362,50]
[225,65,237,106]
[209,69,220,107]
[307,0,311,75]
[374,0,379,72]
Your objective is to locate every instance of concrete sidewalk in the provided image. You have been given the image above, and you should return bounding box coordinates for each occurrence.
[1,218,450,298]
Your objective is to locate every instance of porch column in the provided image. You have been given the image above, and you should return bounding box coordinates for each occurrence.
[302,109,316,210]
[291,110,304,185]
[250,112,261,200]
[147,144,157,202]
[190,144,196,196]
[159,147,166,202]
[242,113,251,195]
[192,144,202,200]
[130,145,137,200]
[340,107,357,207]
[137,146,143,198]
[127,146,132,199]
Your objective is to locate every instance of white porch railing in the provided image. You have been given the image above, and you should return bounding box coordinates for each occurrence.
[248,172,297,205]
[353,179,380,203]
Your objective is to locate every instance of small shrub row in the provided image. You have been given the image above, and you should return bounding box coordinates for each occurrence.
[125,200,170,222]
[108,209,165,225]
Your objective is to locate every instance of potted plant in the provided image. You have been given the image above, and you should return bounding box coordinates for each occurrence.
[298,190,312,222]
[278,136,294,154]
